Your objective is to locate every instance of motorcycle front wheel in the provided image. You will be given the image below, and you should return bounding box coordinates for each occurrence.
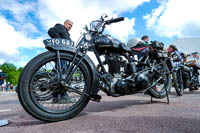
[172,69,184,96]
[18,51,92,122]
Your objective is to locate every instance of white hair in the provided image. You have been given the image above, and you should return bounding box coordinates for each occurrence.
[64,19,73,24]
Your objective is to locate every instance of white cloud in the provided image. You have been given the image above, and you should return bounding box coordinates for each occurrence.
[0,0,150,67]
[106,17,136,41]
[37,0,149,41]
[0,16,43,64]
[0,0,36,23]
[143,0,200,38]
[169,38,200,54]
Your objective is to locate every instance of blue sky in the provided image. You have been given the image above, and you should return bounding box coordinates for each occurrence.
[0,0,200,67]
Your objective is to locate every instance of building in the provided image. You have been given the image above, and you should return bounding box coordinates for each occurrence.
[170,38,200,54]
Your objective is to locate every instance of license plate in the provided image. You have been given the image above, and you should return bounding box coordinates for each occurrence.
[43,39,74,47]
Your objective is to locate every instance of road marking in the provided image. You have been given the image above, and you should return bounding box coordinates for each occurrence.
[0,120,9,127]
[0,109,11,113]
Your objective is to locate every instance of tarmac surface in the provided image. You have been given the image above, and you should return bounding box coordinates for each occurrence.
[0,89,200,133]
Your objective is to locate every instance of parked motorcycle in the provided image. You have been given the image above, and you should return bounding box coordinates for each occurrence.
[172,52,200,95]
[17,14,171,122]
[171,52,185,96]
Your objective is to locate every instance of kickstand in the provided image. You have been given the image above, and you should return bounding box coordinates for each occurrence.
[150,87,169,104]
[165,87,169,104]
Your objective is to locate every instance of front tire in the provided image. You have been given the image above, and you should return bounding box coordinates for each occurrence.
[18,51,92,122]
[173,70,184,96]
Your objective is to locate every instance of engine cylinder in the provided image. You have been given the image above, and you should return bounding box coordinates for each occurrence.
[135,72,149,89]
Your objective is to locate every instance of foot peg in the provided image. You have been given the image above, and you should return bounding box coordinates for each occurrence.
[90,94,102,102]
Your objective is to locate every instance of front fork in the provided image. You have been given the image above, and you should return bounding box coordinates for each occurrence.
[55,47,87,84]
[56,50,63,81]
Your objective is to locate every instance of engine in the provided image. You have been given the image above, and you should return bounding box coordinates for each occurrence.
[110,71,150,95]
[103,54,150,95]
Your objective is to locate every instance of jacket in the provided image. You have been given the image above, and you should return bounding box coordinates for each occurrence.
[48,24,71,40]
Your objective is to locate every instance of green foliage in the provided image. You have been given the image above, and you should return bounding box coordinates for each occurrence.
[73,71,81,77]
[0,63,23,85]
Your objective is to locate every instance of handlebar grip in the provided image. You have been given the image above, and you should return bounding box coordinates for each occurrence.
[106,17,124,24]
[186,52,198,57]
[192,52,198,55]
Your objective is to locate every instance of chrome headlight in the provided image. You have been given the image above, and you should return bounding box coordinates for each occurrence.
[172,54,179,62]
[85,33,92,41]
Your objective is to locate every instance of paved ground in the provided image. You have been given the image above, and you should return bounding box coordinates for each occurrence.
[0,89,200,133]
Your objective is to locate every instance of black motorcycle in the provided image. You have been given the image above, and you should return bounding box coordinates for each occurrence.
[17,14,171,122]
[172,52,200,95]
[171,52,184,96]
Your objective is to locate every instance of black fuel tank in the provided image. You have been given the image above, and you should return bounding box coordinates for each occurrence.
[94,34,129,54]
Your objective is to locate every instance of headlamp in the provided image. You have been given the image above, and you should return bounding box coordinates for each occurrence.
[85,33,92,41]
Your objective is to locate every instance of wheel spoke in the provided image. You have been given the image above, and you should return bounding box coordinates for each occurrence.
[29,58,87,113]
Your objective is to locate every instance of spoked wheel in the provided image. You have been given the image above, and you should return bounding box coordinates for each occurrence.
[147,62,172,99]
[18,51,92,122]
[33,71,54,101]
[172,69,184,96]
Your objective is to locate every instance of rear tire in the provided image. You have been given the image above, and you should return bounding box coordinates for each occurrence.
[18,51,92,122]
[147,62,172,99]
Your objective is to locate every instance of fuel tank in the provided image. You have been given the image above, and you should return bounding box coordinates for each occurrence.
[94,34,130,54]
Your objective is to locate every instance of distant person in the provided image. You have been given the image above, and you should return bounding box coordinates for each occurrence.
[167,44,185,67]
[10,84,14,92]
[6,82,10,92]
[141,35,150,45]
[137,35,150,60]
[167,45,186,92]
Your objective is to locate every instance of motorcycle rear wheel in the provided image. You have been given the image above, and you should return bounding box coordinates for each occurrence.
[147,63,172,99]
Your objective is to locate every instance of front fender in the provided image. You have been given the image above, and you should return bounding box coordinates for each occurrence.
[45,44,99,95]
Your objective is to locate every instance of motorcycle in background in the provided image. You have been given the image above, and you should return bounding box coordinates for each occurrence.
[171,52,185,96]
[184,52,200,91]
[172,52,200,96]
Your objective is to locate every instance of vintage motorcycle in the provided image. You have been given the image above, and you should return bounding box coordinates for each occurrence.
[172,52,200,96]
[17,14,171,122]
[171,51,185,96]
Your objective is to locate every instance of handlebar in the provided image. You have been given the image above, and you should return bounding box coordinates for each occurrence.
[186,52,198,57]
[106,17,124,24]
[88,16,124,33]
[191,52,198,55]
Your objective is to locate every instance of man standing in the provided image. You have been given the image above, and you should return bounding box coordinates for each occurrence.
[48,19,73,40]
[48,19,75,104]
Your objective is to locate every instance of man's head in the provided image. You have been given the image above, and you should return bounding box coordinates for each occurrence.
[167,45,178,53]
[141,35,149,43]
[64,20,73,31]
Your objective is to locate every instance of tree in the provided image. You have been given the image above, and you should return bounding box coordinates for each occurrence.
[0,63,23,85]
